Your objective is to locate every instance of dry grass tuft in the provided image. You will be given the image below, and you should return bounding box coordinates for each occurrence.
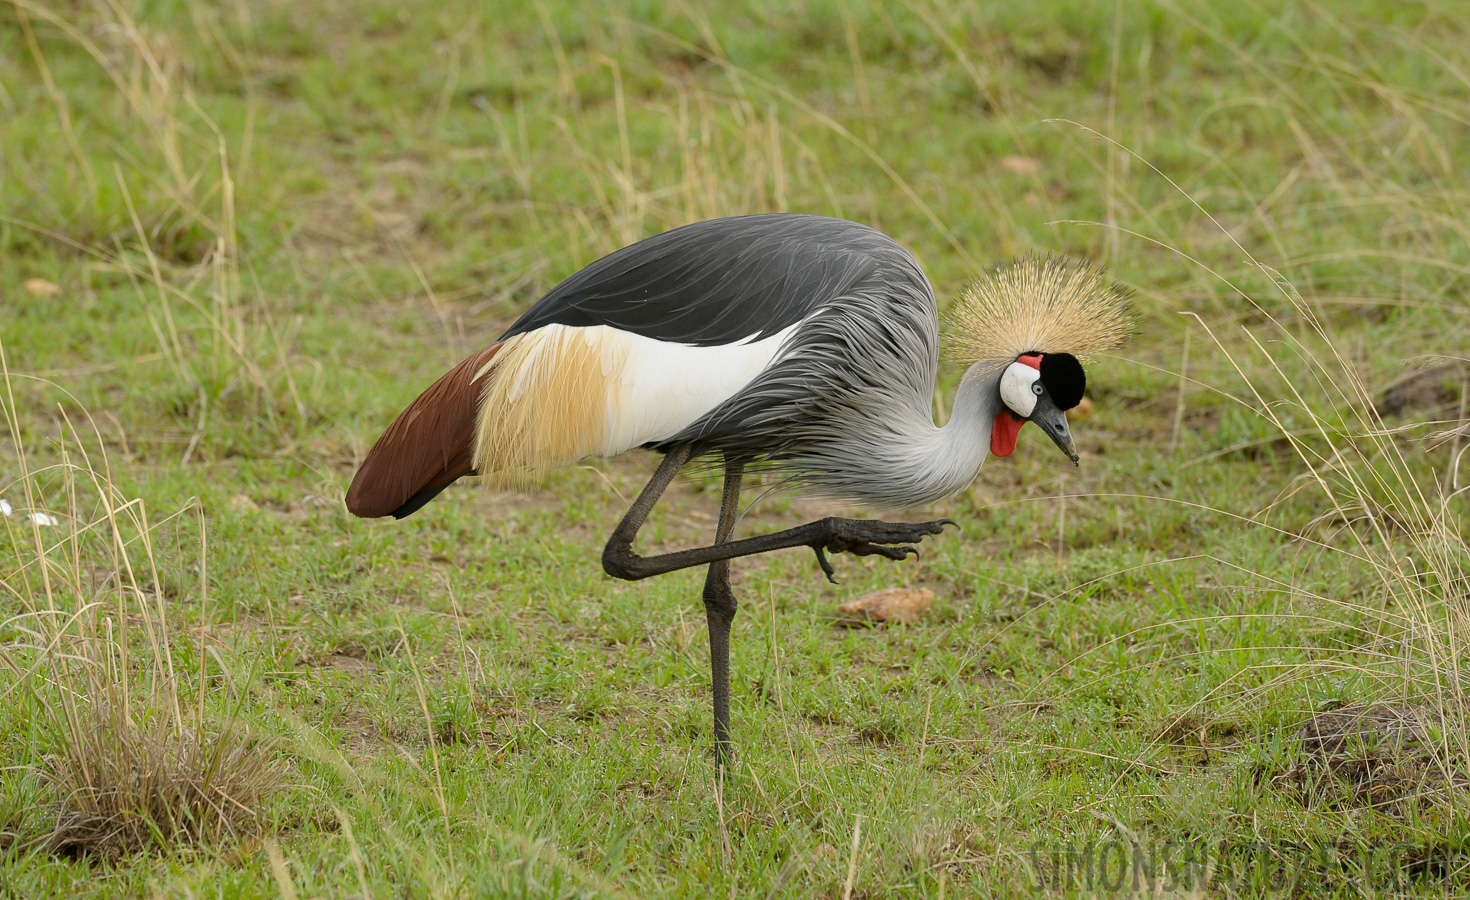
[43,687,277,861]
[1,350,281,862]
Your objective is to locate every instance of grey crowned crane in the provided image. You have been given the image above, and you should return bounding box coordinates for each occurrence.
[346,213,1130,767]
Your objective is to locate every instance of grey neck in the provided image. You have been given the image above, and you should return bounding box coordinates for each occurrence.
[791,362,1004,509]
[881,363,1001,506]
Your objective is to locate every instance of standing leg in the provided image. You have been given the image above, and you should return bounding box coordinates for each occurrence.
[602,445,949,763]
[704,459,744,771]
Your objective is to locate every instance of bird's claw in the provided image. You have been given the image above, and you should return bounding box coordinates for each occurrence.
[813,544,838,584]
[936,517,961,534]
[809,519,954,582]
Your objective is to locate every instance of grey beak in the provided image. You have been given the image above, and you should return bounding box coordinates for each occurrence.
[1029,394,1080,465]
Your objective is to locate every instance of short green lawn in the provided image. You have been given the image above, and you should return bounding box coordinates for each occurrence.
[2,0,1468,896]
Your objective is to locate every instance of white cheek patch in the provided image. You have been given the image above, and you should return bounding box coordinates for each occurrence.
[999,361,1041,418]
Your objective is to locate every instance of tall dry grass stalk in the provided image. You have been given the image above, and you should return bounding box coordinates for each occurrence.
[0,346,278,860]
[6,0,310,445]
[1203,275,1469,748]
[1058,117,1470,787]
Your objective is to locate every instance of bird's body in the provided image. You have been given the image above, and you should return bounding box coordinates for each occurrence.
[347,213,1130,766]
[348,214,988,516]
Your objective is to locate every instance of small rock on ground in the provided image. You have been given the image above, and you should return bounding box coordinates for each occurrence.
[997,155,1041,175]
[836,587,934,625]
[25,278,61,297]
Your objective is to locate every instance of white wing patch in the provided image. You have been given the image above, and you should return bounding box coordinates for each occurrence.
[598,324,796,455]
[471,322,796,484]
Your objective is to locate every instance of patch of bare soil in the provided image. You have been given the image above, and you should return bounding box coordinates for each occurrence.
[1375,360,1467,419]
[1274,703,1467,814]
[306,651,374,677]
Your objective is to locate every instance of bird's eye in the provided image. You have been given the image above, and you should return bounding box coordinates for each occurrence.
[1031,383,1044,396]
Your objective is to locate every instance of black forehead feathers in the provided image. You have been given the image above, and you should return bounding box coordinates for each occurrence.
[1039,352,1086,410]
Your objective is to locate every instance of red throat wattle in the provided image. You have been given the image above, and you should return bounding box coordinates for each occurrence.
[990,411,1025,457]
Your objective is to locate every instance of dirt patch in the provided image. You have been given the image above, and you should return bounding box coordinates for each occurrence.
[1375,361,1467,419]
[308,652,374,677]
[1274,703,1467,813]
[852,717,905,747]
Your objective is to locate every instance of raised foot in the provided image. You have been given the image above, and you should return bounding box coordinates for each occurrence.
[810,517,957,583]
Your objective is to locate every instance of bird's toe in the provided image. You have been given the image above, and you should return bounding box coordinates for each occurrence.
[811,544,839,583]
[846,541,916,562]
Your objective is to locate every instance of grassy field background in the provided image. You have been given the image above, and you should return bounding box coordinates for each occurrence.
[3,0,1469,896]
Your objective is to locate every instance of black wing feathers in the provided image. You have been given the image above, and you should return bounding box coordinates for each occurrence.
[501,214,897,346]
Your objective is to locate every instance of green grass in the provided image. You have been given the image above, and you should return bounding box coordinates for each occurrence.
[3,0,1469,896]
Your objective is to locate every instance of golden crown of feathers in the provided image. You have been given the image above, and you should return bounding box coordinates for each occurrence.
[949,256,1133,371]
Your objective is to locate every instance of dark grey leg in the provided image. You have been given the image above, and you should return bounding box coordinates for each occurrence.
[602,446,953,584]
[600,446,953,766]
[600,445,692,562]
[704,460,743,771]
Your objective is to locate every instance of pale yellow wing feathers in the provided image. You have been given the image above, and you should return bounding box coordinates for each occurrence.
[472,326,625,487]
[472,322,793,487]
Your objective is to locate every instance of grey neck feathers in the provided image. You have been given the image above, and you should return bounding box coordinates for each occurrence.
[775,362,1004,509]
[902,363,1002,504]
[822,363,1000,509]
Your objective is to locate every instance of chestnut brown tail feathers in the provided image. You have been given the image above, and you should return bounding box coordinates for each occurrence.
[345,343,503,518]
